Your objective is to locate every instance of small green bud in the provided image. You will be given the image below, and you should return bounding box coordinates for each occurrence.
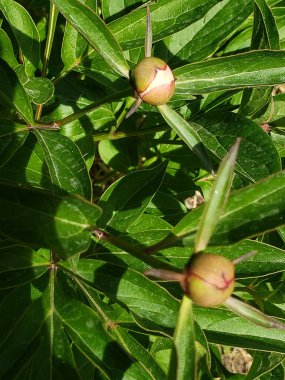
[184,253,235,307]
[131,57,175,105]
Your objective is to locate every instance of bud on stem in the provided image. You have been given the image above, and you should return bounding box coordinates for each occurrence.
[183,253,235,307]
[131,57,175,106]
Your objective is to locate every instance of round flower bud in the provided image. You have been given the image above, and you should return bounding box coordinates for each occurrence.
[131,57,175,105]
[184,253,235,307]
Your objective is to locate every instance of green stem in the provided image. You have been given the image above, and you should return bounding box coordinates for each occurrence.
[55,88,132,127]
[144,234,179,255]
[35,4,59,121]
[43,4,59,78]
[145,5,152,58]
[28,122,60,131]
[167,295,196,380]
[115,97,136,129]
[92,228,178,271]
[93,125,169,141]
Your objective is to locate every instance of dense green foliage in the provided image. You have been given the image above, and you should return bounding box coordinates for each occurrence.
[0,0,285,378]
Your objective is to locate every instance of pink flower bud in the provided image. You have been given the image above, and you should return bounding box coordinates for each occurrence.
[183,253,235,307]
[131,57,175,105]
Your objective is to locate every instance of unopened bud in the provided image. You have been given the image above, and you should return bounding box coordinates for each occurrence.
[131,57,175,105]
[183,253,235,307]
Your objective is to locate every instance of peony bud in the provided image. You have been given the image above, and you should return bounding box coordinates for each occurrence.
[183,253,235,307]
[131,57,175,105]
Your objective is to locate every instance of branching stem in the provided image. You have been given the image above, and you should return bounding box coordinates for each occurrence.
[92,227,178,271]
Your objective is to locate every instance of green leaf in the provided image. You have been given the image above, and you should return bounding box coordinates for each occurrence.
[0,29,19,68]
[101,0,141,20]
[224,297,285,331]
[210,240,285,278]
[0,182,101,257]
[0,243,49,289]
[0,0,40,76]
[247,351,285,380]
[61,0,95,71]
[171,171,285,248]
[56,295,154,380]
[93,214,173,272]
[52,0,130,78]
[0,276,81,379]
[166,0,253,65]
[253,0,280,50]
[0,60,34,124]
[155,238,285,277]
[0,295,47,378]
[76,281,167,380]
[60,118,95,171]
[0,134,53,191]
[174,51,285,97]
[34,130,92,200]
[61,259,180,328]
[193,305,285,353]
[43,75,101,170]
[61,20,88,71]
[32,274,81,380]
[239,0,280,118]
[194,139,240,253]
[239,87,272,118]
[24,77,54,105]
[28,315,80,380]
[194,112,281,182]
[98,138,138,173]
[98,161,167,232]
[167,296,196,380]
[0,120,29,167]
[146,190,187,225]
[75,53,129,91]
[157,104,212,172]
[110,0,223,50]
[259,362,285,380]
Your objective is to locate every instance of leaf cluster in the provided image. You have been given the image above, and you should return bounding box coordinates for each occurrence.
[0,0,285,379]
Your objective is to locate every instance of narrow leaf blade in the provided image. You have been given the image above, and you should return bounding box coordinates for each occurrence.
[174,51,285,97]
[0,120,29,167]
[167,296,196,380]
[0,0,40,76]
[193,305,285,353]
[0,60,34,124]
[172,171,285,248]
[194,138,241,252]
[157,104,212,171]
[52,0,130,78]
[224,297,285,330]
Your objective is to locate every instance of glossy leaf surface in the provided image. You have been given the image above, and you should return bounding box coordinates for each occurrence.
[174,51,285,97]
[0,60,34,124]
[193,306,285,353]
[110,0,223,50]
[52,0,130,78]
[173,171,285,247]
[0,0,40,76]
[0,121,29,167]
[0,183,101,256]
[194,138,240,252]
[98,162,167,232]
[61,258,180,328]
[34,130,92,199]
